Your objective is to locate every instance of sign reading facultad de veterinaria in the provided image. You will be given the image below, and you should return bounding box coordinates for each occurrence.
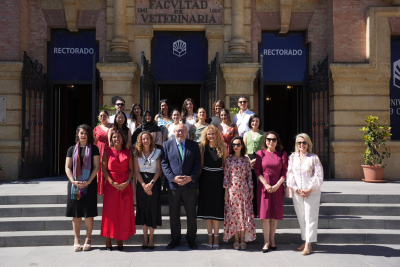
[136,0,222,25]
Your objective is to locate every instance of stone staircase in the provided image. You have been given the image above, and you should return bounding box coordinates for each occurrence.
[1,182,400,247]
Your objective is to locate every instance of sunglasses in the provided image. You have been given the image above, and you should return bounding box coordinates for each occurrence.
[232,143,242,147]
[238,101,248,104]
[297,141,307,146]
[266,138,277,142]
[116,103,125,106]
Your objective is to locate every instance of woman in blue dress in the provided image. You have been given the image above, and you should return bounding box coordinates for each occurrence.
[155,99,173,134]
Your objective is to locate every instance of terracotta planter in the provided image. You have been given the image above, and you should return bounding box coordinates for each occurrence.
[361,165,386,183]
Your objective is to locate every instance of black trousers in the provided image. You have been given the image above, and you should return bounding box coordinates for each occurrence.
[168,185,197,241]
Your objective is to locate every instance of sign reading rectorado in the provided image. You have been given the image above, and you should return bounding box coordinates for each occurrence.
[136,0,223,25]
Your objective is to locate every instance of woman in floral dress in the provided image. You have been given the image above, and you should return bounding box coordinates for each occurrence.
[218,108,238,154]
[223,136,256,250]
[93,110,112,195]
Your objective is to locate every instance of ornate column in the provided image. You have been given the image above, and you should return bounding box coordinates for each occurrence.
[226,0,252,63]
[206,26,225,100]
[105,0,132,62]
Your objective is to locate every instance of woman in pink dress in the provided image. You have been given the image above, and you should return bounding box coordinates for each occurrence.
[254,130,288,253]
[93,110,112,195]
[223,136,256,250]
[101,129,136,251]
[218,108,238,154]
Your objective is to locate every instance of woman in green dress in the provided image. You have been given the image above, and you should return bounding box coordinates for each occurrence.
[189,107,209,144]
[243,114,264,217]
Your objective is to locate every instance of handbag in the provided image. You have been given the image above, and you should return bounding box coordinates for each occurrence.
[284,183,293,198]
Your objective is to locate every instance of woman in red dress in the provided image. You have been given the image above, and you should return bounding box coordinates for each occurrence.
[218,108,238,154]
[101,129,136,251]
[93,110,112,195]
[254,131,288,253]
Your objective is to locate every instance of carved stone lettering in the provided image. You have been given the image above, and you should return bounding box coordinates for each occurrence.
[136,0,223,25]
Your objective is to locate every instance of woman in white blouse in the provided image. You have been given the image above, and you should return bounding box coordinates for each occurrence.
[162,109,191,142]
[133,131,162,249]
[286,133,323,256]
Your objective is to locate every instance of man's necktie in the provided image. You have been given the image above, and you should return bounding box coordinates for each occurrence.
[178,142,184,161]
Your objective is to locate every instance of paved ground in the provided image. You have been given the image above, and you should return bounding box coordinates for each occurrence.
[0,244,399,267]
[1,177,399,195]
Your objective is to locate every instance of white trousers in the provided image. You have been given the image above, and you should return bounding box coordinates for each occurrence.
[292,190,321,242]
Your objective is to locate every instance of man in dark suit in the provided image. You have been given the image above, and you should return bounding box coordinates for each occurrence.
[161,123,201,249]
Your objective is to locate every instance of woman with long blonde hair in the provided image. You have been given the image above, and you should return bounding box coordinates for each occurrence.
[197,125,228,249]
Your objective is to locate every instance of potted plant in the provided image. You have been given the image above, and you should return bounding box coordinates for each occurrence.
[359,116,392,183]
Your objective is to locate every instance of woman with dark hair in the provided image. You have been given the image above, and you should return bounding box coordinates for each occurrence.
[155,99,173,133]
[108,111,132,149]
[65,124,100,251]
[189,107,209,144]
[207,100,225,126]
[131,111,162,147]
[134,131,162,249]
[243,114,264,217]
[254,130,288,253]
[101,129,136,251]
[181,98,197,127]
[223,136,256,250]
[217,108,238,154]
[93,110,112,195]
[128,103,143,134]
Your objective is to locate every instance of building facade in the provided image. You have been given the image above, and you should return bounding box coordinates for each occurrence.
[1,0,400,181]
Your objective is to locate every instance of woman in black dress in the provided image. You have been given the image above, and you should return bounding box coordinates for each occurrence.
[197,125,227,249]
[65,124,100,251]
[133,131,162,249]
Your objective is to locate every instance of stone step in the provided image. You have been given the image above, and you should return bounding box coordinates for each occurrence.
[2,193,400,205]
[1,203,400,217]
[0,215,399,232]
[1,228,399,247]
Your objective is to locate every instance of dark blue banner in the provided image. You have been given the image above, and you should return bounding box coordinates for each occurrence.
[49,30,99,81]
[390,37,400,140]
[259,33,307,82]
[153,32,206,81]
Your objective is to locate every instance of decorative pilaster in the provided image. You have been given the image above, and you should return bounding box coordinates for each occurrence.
[0,61,24,181]
[105,0,132,62]
[226,0,252,63]
[220,63,260,108]
[96,62,139,113]
[133,25,154,64]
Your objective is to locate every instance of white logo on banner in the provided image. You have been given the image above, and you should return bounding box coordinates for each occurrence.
[394,59,400,89]
[173,40,186,57]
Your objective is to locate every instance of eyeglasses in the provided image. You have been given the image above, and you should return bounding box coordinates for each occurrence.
[232,143,241,147]
[266,138,277,142]
[175,130,186,134]
[116,103,125,106]
[297,141,307,146]
[238,101,248,104]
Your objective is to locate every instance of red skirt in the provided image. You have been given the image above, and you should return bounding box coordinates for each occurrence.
[101,171,136,240]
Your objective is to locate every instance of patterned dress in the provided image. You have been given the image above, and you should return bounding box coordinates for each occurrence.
[93,125,110,195]
[157,118,173,134]
[220,125,238,154]
[223,156,256,242]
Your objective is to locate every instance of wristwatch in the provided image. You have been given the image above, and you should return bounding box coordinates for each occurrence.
[150,180,155,185]
[126,180,131,184]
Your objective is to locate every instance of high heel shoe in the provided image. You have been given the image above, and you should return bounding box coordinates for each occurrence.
[73,238,81,252]
[83,238,91,251]
[297,243,305,251]
[302,245,312,256]
[212,235,220,249]
[206,234,213,249]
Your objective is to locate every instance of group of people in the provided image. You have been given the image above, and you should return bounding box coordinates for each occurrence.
[65,96,324,256]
